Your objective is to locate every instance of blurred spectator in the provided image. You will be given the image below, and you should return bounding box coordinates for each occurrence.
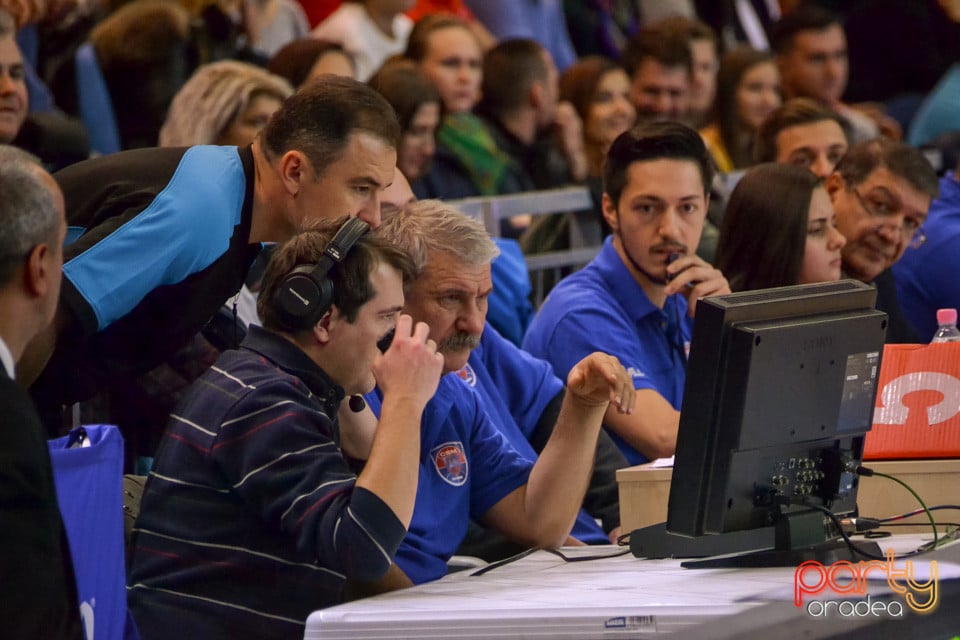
[655,15,719,128]
[1,9,88,171]
[368,59,439,183]
[268,37,355,86]
[621,18,691,124]
[699,46,780,173]
[770,4,900,142]
[0,9,27,145]
[86,0,194,149]
[244,0,310,58]
[159,60,292,147]
[311,0,414,81]
[560,55,634,182]
[477,38,586,192]
[406,0,495,50]
[404,13,491,200]
[463,0,576,71]
[754,97,849,179]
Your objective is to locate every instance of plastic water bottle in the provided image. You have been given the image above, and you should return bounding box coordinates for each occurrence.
[931,308,960,343]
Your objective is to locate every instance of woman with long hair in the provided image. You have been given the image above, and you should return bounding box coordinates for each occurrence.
[716,163,846,292]
[699,46,781,173]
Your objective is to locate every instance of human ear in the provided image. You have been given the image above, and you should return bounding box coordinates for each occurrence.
[312,310,333,345]
[278,150,311,197]
[24,244,51,297]
[601,192,619,232]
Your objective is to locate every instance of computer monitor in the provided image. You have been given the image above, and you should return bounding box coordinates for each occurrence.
[631,280,888,567]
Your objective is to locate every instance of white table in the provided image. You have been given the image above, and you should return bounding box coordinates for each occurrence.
[304,535,959,639]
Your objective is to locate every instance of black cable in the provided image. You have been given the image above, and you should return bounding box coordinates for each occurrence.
[796,500,887,561]
[857,465,938,550]
[468,548,538,577]
[468,546,632,577]
[542,547,632,562]
[796,499,942,560]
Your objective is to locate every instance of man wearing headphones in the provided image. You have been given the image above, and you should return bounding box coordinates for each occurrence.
[127,218,444,640]
[22,77,400,435]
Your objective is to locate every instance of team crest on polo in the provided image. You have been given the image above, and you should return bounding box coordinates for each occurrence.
[456,363,477,386]
[431,442,468,486]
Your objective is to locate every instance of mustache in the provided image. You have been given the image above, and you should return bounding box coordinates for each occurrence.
[651,243,688,255]
[438,332,480,353]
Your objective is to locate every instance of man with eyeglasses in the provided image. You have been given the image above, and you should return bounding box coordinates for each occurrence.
[893,157,960,341]
[825,138,939,343]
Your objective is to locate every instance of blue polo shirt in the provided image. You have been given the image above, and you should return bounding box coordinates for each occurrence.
[894,173,960,341]
[522,237,692,465]
[460,326,608,543]
[365,374,533,584]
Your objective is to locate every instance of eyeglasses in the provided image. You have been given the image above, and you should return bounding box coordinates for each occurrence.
[851,188,926,249]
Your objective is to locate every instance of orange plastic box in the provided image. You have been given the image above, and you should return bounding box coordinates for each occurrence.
[865,343,960,459]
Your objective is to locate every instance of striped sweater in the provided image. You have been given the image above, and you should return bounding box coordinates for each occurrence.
[127,326,404,640]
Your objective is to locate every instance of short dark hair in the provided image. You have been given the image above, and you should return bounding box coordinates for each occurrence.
[769,5,842,55]
[621,18,693,79]
[603,121,715,205]
[368,59,441,133]
[480,39,548,116]
[259,217,415,332]
[715,163,822,291]
[754,98,851,163]
[834,138,939,200]
[260,76,401,177]
[267,38,355,89]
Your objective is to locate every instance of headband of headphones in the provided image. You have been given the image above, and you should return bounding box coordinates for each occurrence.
[272,217,371,331]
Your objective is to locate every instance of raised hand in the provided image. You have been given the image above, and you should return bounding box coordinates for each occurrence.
[373,314,444,407]
[663,253,731,316]
[566,352,635,415]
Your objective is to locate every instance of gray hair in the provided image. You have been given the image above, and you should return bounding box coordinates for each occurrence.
[377,199,499,277]
[0,145,61,285]
[159,60,293,147]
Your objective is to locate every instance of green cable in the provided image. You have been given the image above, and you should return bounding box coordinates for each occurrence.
[869,470,939,550]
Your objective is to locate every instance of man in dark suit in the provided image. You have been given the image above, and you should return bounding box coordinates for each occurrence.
[0,145,80,638]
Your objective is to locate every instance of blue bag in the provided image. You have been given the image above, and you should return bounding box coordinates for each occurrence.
[48,425,139,640]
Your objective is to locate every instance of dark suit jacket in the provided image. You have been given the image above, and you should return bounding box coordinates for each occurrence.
[0,369,83,639]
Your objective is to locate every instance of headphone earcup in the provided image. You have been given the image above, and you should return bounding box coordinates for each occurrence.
[273,265,335,331]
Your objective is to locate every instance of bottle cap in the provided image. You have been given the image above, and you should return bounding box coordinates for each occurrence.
[937,308,957,325]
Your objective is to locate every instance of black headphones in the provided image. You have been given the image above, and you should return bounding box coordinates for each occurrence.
[272,217,371,331]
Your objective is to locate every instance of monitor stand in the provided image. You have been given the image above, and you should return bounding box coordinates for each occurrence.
[630,511,883,569]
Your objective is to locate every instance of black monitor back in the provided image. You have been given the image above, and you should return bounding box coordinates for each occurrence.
[667,280,887,538]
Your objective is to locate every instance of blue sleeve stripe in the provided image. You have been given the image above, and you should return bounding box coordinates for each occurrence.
[63,146,247,331]
[65,226,86,246]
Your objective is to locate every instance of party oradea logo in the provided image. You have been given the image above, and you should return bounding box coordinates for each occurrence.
[794,549,938,618]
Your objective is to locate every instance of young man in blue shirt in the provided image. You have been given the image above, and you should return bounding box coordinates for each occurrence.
[524,121,731,465]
